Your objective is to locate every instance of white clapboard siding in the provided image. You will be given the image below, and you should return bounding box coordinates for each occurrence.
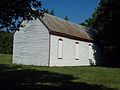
[49,35,91,66]
[13,18,49,66]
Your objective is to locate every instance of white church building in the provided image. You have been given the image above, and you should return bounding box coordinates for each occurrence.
[13,13,100,66]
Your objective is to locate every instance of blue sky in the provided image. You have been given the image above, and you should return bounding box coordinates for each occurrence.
[42,0,100,24]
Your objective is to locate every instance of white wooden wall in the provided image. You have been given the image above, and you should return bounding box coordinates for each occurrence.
[49,35,97,66]
[13,19,49,66]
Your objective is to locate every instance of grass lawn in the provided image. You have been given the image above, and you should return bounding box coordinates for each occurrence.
[0,53,120,90]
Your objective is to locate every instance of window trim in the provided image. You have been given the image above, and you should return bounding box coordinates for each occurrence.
[75,42,79,60]
[88,44,92,60]
[58,38,63,59]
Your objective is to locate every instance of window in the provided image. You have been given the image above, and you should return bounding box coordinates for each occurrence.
[88,44,92,60]
[89,44,95,65]
[75,42,79,60]
[58,38,63,59]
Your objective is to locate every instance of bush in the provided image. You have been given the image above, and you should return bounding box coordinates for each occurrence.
[0,32,13,54]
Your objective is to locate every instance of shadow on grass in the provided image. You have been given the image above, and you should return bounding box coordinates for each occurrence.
[0,64,118,90]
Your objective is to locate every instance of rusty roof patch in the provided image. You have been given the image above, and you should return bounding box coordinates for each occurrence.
[39,13,94,42]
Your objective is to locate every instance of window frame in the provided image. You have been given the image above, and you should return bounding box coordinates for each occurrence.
[75,42,79,60]
[58,38,63,59]
[88,44,92,60]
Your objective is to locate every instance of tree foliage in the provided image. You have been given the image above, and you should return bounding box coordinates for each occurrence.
[95,0,120,66]
[0,32,13,54]
[64,16,69,21]
[80,8,98,27]
[49,9,55,16]
[82,0,120,66]
[0,0,44,32]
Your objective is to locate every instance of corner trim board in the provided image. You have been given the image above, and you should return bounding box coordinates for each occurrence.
[48,34,51,66]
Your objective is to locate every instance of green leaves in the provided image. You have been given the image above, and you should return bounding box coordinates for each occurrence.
[94,0,120,66]
[0,0,43,31]
[0,32,13,54]
[81,0,120,66]
[64,16,69,21]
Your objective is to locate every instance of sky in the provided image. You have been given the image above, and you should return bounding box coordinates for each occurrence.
[42,0,100,24]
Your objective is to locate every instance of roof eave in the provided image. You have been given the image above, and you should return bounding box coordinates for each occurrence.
[49,31,94,43]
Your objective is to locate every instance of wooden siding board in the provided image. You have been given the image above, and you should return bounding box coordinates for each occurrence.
[13,18,49,66]
[50,35,92,66]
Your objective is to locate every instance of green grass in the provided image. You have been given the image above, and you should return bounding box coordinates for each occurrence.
[0,53,12,64]
[0,53,120,90]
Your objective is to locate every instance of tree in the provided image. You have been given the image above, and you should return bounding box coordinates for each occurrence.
[80,8,98,27]
[50,9,55,15]
[0,32,13,54]
[92,0,120,66]
[81,0,120,67]
[0,0,44,32]
[84,0,120,66]
[64,16,69,21]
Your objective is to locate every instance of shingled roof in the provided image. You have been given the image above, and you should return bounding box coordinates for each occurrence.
[39,13,95,42]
